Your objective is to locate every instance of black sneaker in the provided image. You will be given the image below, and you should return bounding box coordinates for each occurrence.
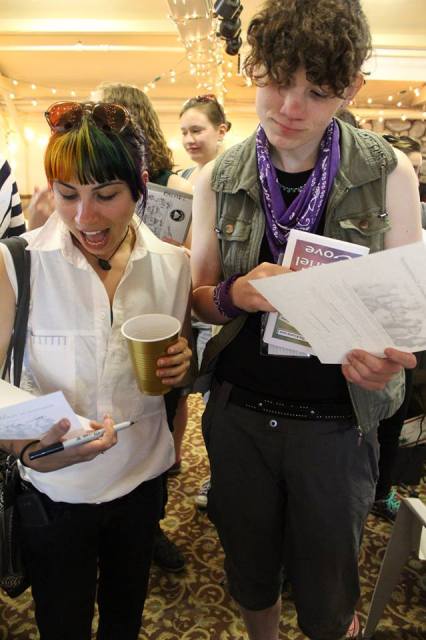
[152,528,185,573]
[371,489,400,523]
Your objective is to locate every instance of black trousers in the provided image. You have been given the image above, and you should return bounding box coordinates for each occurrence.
[203,381,379,640]
[20,477,163,640]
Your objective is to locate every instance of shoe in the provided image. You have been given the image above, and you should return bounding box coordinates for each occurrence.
[346,613,362,639]
[371,488,400,522]
[152,528,185,573]
[195,478,211,509]
[167,460,182,475]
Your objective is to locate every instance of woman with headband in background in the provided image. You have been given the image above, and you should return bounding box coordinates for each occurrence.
[179,93,231,185]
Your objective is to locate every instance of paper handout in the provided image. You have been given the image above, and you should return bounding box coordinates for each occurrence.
[252,241,426,364]
[262,230,369,356]
[0,379,88,439]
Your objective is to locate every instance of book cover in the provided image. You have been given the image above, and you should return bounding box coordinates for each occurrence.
[262,230,369,356]
[143,182,192,244]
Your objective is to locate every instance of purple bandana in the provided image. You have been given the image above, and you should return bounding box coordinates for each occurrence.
[256,119,340,262]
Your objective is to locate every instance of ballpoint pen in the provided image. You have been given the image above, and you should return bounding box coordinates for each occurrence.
[28,421,135,461]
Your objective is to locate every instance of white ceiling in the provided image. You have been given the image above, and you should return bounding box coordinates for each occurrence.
[0,0,425,115]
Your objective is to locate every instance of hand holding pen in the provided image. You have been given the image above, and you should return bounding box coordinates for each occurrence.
[19,415,119,473]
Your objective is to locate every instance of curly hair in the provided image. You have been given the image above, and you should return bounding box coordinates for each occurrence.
[97,82,174,180]
[244,0,371,97]
[179,95,232,131]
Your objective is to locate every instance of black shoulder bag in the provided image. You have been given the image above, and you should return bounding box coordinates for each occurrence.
[0,236,32,598]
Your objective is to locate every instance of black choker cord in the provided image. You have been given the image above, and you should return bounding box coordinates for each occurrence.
[96,226,130,271]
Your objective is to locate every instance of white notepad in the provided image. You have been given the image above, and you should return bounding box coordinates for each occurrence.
[0,379,88,439]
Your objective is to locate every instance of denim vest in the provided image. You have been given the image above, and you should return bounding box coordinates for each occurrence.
[198,121,404,434]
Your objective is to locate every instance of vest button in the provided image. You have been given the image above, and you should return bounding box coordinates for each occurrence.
[224,223,234,234]
[269,419,278,428]
[359,219,369,230]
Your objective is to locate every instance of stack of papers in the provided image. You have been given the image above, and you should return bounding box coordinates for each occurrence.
[254,238,426,364]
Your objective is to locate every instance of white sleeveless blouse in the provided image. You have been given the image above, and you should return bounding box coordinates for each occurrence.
[1,213,191,503]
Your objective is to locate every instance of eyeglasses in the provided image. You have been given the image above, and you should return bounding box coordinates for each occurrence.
[45,101,131,134]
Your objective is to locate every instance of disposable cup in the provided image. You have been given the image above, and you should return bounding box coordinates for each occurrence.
[121,314,181,396]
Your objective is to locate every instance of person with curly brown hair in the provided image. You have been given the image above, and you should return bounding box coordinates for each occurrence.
[191,1,421,639]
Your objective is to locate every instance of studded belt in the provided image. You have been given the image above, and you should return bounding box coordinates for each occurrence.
[227,384,354,421]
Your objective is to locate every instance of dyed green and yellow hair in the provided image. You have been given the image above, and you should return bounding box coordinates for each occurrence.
[44,115,147,205]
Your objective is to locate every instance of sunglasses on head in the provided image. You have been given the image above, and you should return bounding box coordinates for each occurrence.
[45,101,130,134]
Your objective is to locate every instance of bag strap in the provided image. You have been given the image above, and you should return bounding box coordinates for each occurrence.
[1,237,31,386]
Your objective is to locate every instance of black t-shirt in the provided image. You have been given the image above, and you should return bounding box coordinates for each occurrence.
[215,168,351,405]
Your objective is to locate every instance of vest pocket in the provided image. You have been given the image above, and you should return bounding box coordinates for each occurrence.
[216,215,252,242]
[338,213,391,238]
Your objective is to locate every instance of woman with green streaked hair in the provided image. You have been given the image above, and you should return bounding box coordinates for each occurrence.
[0,101,192,640]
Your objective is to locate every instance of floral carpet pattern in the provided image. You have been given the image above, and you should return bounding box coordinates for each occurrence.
[1,394,425,639]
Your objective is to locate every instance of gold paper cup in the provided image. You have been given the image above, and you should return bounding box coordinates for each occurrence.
[121,314,181,396]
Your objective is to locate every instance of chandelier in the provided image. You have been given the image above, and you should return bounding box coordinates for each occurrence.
[167,0,243,101]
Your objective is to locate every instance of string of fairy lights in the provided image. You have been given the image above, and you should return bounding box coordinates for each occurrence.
[2,69,424,115]
[1,3,246,109]
[349,84,426,121]
[0,51,239,167]
[0,58,240,109]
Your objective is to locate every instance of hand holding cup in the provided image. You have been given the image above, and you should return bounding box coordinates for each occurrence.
[121,314,189,395]
[156,336,191,387]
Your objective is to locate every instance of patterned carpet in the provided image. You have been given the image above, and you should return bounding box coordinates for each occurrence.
[1,394,425,639]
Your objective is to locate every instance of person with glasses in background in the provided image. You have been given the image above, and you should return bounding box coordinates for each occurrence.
[0,153,25,238]
[369,133,426,522]
[0,100,192,640]
[383,135,425,228]
[95,82,194,575]
[190,1,421,639]
[179,94,232,509]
